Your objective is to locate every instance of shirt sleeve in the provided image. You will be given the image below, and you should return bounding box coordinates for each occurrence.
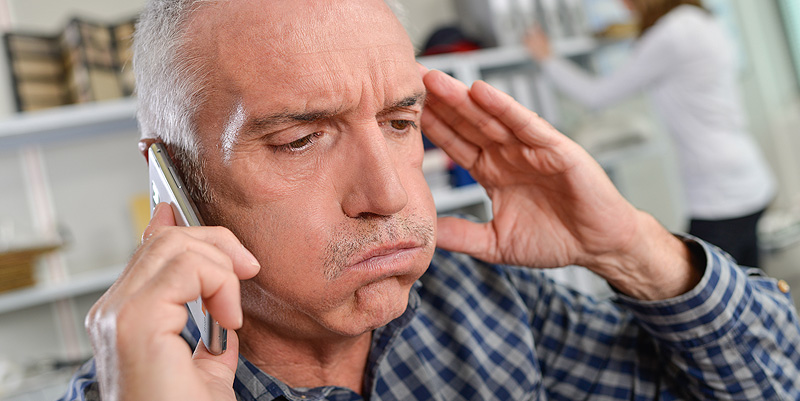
[57,358,101,401]
[539,28,677,111]
[506,237,800,399]
[615,237,800,399]
[57,316,200,400]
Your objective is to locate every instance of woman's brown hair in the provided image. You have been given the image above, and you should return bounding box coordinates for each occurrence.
[628,0,710,36]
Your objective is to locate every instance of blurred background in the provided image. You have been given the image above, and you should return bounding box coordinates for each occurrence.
[0,0,798,398]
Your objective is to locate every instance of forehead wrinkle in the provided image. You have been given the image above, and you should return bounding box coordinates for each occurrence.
[230,50,422,140]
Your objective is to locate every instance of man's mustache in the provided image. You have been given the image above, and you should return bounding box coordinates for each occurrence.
[323,215,435,280]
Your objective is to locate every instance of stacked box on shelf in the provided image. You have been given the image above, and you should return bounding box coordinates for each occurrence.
[112,18,137,97]
[3,16,137,112]
[3,33,70,112]
[61,18,124,104]
[0,243,60,293]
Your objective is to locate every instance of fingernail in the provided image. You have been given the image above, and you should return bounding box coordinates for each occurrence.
[243,245,260,268]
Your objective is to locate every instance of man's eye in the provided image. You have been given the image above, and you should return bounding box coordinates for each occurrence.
[276,132,321,153]
[388,120,418,132]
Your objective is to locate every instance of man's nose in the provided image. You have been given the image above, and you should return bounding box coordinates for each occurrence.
[340,125,409,218]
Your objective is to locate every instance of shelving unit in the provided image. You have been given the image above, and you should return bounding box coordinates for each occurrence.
[0,97,137,323]
[0,97,137,148]
[417,38,597,81]
[0,264,122,315]
[417,37,598,129]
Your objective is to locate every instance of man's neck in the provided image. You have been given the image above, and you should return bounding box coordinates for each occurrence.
[237,321,373,395]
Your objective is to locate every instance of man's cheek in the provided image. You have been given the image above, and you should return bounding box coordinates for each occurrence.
[264,210,331,275]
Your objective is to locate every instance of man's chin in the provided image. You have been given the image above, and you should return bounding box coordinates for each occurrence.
[325,277,413,336]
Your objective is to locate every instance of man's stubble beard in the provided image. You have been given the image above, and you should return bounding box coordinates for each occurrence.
[323,214,435,281]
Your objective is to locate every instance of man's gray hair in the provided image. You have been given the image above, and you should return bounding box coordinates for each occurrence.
[134,0,220,200]
[134,0,213,153]
[134,0,406,201]
[134,0,406,147]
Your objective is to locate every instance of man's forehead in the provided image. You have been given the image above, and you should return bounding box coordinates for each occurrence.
[187,0,421,138]
[190,0,416,89]
[196,0,403,50]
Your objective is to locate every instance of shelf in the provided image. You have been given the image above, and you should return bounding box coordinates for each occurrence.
[417,37,598,73]
[432,184,490,213]
[0,264,123,315]
[0,97,138,150]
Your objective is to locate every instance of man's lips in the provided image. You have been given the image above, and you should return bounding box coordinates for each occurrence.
[347,241,425,271]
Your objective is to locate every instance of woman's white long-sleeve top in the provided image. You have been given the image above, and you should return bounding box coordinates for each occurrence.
[541,5,775,219]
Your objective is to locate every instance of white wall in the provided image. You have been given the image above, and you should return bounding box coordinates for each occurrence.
[0,0,146,384]
[399,0,459,50]
[732,0,800,208]
[6,0,143,30]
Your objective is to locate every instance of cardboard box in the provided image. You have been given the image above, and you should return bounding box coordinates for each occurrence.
[3,33,70,111]
[0,243,61,293]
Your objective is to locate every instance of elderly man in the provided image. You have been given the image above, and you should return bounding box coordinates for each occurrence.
[62,0,800,399]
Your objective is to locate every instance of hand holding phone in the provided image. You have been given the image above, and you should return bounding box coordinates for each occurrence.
[148,142,227,355]
[84,142,258,398]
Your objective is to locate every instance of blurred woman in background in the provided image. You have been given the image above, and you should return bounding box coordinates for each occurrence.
[526,0,776,267]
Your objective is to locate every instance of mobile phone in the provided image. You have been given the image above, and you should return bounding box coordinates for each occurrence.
[148,142,227,355]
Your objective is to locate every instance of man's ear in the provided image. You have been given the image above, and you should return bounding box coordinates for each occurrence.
[138,138,159,165]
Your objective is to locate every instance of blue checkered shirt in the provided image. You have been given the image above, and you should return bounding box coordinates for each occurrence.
[62,237,800,400]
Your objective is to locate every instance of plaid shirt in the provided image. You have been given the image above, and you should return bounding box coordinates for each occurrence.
[62,237,800,400]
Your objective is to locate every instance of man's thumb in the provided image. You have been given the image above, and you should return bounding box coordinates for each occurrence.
[141,202,178,242]
[436,216,496,262]
[193,330,239,398]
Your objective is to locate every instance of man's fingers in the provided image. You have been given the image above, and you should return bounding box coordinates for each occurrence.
[139,251,244,331]
[179,225,261,279]
[423,70,516,147]
[469,80,561,148]
[149,225,261,279]
[421,105,480,169]
[436,216,498,262]
[125,202,178,276]
[142,203,260,279]
[113,227,259,303]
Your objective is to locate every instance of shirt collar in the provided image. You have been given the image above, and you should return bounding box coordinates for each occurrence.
[232,281,423,400]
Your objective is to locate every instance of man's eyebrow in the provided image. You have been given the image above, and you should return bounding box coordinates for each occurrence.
[242,108,342,136]
[381,92,427,114]
[241,91,427,136]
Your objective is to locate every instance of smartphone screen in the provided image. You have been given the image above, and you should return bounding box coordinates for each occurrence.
[148,142,227,355]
